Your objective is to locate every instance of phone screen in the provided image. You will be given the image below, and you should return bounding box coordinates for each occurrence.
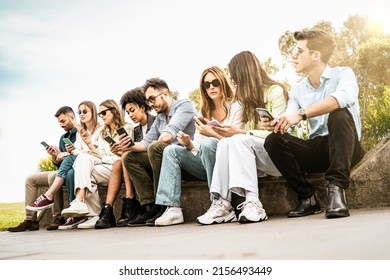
[208,120,222,127]
[256,108,274,120]
[62,138,73,145]
[41,141,49,148]
[116,127,128,136]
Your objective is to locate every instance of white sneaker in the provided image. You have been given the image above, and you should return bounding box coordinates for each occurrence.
[77,216,99,229]
[197,199,237,225]
[58,217,87,230]
[61,198,89,218]
[155,207,184,226]
[237,199,268,223]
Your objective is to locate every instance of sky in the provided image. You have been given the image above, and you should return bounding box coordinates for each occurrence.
[0,0,389,203]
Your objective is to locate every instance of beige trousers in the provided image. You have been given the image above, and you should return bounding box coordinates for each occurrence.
[25,171,64,221]
[73,153,112,216]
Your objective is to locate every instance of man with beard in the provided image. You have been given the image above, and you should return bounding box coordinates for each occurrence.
[8,106,77,232]
[117,78,197,226]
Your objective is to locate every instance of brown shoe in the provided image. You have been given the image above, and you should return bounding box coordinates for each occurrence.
[46,215,66,231]
[7,219,39,232]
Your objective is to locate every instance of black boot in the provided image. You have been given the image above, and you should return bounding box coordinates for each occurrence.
[145,205,167,226]
[95,204,116,229]
[288,194,322,218]
[117,197,141,227]
[128,203,163,227]
[325,184,350,218]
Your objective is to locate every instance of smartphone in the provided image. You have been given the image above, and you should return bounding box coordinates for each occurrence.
[104,135,116,145]
[116,127,128,136]
[62,138,73,145]
[207,120,222,127]
[116,127,135,147]
[255,108,274,121]
[197,117,208,125]
[40,141,50,148]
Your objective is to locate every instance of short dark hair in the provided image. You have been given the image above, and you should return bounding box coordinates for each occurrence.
[120,87,151,112]
[143,77,170,93]
[294,29,336,64]
[55,106,74,117]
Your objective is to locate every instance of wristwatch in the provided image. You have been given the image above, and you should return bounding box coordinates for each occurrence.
[298,108,307,121]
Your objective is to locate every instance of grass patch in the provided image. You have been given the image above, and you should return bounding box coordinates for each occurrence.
[0,203,25,231]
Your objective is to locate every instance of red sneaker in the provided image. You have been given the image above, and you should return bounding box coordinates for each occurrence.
[26,195,54,211]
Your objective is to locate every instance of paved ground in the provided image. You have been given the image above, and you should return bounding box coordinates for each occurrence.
[1,208,390,260]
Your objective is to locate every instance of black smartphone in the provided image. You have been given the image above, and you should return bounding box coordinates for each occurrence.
[197,117,208,125]
[116,127,128,136]
[116,127,135,147]
[255,108,274,121]
[104,135,116,145]
[41,141,50,148]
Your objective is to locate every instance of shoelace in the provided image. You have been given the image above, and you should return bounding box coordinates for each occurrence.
[237,200,260,211]
[33,195,46,205]
[207,200,224,213]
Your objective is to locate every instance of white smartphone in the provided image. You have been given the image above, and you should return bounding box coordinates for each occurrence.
[255,108,274,121]
[207,120,222,127]
[62,138,73,145]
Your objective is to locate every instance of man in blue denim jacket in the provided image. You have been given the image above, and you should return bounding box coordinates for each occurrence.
[120,78,197,226]
[264,29,365,218]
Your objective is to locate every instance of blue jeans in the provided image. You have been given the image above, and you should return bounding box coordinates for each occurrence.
[58,155,76,202]
[156,137,218,207]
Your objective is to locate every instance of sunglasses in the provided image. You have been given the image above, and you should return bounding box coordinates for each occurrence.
[202,79,220,90]
[77,109,90,115]
[146,93,163,104]
[98,108,112,117]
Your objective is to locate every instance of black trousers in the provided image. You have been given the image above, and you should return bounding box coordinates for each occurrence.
[264,108,365,200]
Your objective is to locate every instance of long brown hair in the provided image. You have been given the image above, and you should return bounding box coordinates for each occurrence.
[78,101,99,135]
[99,99,126,137]
[199,66,235,121]
[228,51,288,123]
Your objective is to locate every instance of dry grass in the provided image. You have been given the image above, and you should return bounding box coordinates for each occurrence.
[0,203,25,231]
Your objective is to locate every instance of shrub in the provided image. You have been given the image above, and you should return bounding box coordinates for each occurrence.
[38,155,58,171]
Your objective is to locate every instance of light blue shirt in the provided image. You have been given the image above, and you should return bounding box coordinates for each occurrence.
[287,65,361,140]
[141,99,197,148]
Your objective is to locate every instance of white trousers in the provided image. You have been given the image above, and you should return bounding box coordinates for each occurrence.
[73,153,112,216]
[210,134,281,200]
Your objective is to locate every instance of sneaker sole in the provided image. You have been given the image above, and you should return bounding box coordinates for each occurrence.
[58,220,86,230]
[197,215,237,225]
[239,215,268,224]
[61,210,89,218]
[155,218,184,226]
[26,204,54,211]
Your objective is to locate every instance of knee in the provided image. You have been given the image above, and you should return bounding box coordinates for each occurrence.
[201,137,219,154]
[328,108,352,128]
[148,141,168,158]
[163,144,180,158]
[264,132,280,152]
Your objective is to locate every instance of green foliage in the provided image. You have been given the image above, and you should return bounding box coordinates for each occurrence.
[38,155,58,171]
[188,88,201,112]
[361,87,390,151]
[171,90,180,100]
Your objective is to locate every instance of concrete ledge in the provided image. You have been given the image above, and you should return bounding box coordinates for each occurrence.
[37,134,390,227]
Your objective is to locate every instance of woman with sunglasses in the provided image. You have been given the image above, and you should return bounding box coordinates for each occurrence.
[61,99,134,229]
[197,51,288,225]
[153,66,244,226]
[26,101,103,229]
[95,87,156,229]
